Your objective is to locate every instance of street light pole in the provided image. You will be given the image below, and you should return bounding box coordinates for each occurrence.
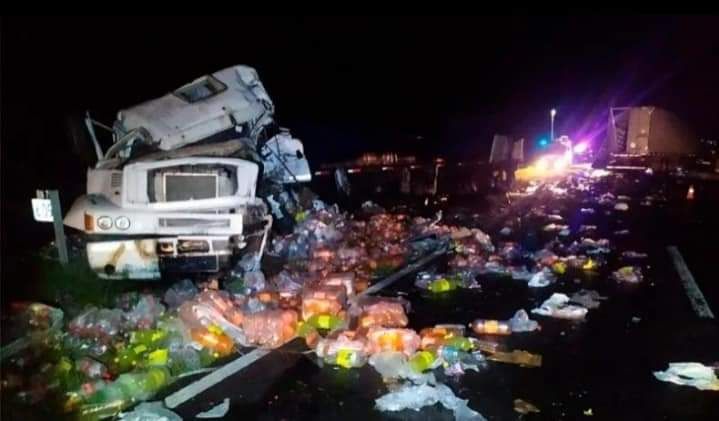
[550,108,557,143]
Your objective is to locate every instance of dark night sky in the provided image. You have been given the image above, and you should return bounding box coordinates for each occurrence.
[2,16,719,251]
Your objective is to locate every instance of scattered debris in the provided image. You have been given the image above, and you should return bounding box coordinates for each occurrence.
[653,363,719,391]
[614,202,629,211]
[196,398,231,418]
[612,266,643,283]
[507,309,540,332]
[514,398,540,414]
[532,293,588,320]
[375,382,487,420]
[570,290,607,309]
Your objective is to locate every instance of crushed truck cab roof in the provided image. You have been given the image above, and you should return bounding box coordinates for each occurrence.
[117,65,274,151]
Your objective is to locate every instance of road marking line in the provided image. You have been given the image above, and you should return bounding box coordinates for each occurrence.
[164,348,271,409]
[667,246,715,319]
[165,245,448,409]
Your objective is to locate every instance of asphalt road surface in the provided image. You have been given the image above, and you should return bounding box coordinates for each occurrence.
[164,171,719,421]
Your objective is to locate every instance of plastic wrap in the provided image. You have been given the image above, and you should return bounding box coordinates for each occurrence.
[126,295,165,330]
[366,327,421,356]
[301,285,346,320]
[314,330,368,368]
[358,298,409,329]
[163,279,198,309]
[242,309,298,348]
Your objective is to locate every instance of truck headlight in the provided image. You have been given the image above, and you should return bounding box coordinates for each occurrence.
[115,216,131,230]
[97,216,113,230]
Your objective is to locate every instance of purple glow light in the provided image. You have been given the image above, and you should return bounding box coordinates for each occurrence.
[573,142,589,154]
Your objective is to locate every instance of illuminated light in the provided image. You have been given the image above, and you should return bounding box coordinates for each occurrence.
[97,216,113,230]
[347,168,361,174]
[583,259,597,271]
[538,138,549,147]
[553,156,569,171]
[84,213,94,231]
[687,185,695,200]
[382,166,392,171]
[535,157,550,172]
[550,108,557,117]
[115,216,130,230]
[573,142,589,154]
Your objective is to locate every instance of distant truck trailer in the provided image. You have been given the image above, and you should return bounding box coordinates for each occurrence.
[599,106,698,169]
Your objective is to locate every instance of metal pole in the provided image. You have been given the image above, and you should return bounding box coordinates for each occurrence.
[48,190,69,265]
[550,112,555,143]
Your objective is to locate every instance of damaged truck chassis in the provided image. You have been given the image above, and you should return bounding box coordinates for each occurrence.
[63,65,311,279]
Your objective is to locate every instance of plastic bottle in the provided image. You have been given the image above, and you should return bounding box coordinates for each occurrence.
[191,328,234,357]
[130,329,168,348]
[77,400,126,421]
[445,336,474,351]
[470,319,511,335]
[306,313,345,331]
[487,349,542,367]
[427,277,458,293]
[409,351,436,373]
[438,346,462,364]
[324,349,367,369]
[167,347,202,376]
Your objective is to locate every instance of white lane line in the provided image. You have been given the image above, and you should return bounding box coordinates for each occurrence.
[165,246,448,409]
[667,246,715,319]
[164,348,271,409]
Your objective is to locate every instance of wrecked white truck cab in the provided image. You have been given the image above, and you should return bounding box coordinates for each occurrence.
[64,65,310,279]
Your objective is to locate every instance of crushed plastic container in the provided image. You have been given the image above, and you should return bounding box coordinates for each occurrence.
[242,309,298,348]
[507,309,539,332]
[301,285,346,321]
[190,327,234,357]
[163,279,198,309]
[612,266,643,283]
[366,327,421,356]
[358,298,409,329]
[419,324,466,350]
[470,319,511,335]
[319,272,355,296]
[486,349,542,367]
[315,331,368,368]
[531,293,588,320]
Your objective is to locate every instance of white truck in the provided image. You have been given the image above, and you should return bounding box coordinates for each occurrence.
[63,65,311,279]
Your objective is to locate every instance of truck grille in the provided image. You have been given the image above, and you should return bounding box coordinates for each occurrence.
[159,218,230,228]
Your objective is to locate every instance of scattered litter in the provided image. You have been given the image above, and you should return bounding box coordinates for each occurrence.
[507,309,539,332]
[196,398,230,418]
[631,317,641,323]
[532,293,588,320]
[470,319,511,335]
[612,266,643,283]
[653,362,719,391]
[375,382,486,420]
[559,228,571,237]
[570,290,607,309]
[613,229,630,236]
[622,251,648,259]
[486,349,542,368]
[500,227,512,236]
[120,401,182,421]
[543,223,568,232]
[514,398,540,414]
[528,268,555,288]
[584,408,594,416]
[580,208,595,214]
[614,202,629,211]
[579,225,597,234]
